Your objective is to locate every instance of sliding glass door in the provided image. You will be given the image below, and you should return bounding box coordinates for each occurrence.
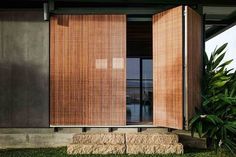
[126,58,152,125]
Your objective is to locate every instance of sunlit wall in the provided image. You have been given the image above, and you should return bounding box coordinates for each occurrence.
[206,25,236,70]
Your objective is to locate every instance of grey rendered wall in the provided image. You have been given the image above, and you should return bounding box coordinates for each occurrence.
[0,10,49,127]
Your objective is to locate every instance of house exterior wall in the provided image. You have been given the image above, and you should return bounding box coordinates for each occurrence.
[0,6,202,129]
[0,10,49,127]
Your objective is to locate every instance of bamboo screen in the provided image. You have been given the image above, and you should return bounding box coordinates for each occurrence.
[185,6,202,129]
[50,15,126,126]
[153,6,184,129]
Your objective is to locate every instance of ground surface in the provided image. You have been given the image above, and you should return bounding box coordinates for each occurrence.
[0,147,218,157]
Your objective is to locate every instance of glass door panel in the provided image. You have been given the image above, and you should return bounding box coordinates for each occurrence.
[126,58,153,124]
[142,59,153,123]
[127,58,140,123]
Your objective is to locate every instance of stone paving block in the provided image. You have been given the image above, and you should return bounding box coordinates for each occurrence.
[126,143,183,154]
[67,144,126,154]
[126,133,179,145]
[73,133,125,144]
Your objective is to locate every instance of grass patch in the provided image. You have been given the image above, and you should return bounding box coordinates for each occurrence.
[0,147,218,157]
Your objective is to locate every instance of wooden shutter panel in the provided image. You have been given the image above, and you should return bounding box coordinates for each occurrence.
[153,6,183,129]
[50,15,126,126]
[153,6,202,129]
[185,6,202,129]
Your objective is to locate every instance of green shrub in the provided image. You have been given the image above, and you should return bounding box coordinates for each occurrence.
[189,43,236,155]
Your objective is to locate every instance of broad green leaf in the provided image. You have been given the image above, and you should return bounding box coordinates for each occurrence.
[225,88,228,96]
[219,59,233,68]
[206,115,223,124]
[214,43,228,56]
[189,115,200,126]
[211,80,228,88]
[209,127,217,138]
[221,127,226,139]
[212,71,224,78]
[196,121,203,138]
[203,51,209,66]
[230,88,235,97]
[211,76,230,82]
[211,46,218,58]
[225,123,236,133]
[223,138,236,154]
[219,96,233,104]
[224,68,234,74]
[202,99,211,107]
[212,52,226,70]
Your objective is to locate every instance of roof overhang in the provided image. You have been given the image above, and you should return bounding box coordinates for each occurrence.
[1,0,236,40]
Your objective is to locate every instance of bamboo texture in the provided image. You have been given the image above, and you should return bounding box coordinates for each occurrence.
[153,6,184,129]
[50,15,126,125]
[185,6,202,128]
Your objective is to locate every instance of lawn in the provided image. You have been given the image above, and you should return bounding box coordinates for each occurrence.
[0,147,218,157]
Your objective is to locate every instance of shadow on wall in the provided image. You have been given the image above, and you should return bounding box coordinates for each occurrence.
[0,10,49,127]
[0,62,49,127]
[0,11,45,22]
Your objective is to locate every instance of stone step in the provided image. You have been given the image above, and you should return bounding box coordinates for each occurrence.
[67,143,183,155]
[67,144,125,154]
[72,133,125,144]
[126,144,183,154]
[126,133,179,145]
[68,132,183,155]
[72,133,178,145]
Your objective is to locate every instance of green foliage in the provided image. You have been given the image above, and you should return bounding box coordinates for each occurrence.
[189,43,236,155]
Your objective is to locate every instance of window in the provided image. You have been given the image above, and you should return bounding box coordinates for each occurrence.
[126,58,153,124]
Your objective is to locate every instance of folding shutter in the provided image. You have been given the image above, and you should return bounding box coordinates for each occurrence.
[153,6,202,129]
[184,6,202,129]
[50,15,126,126]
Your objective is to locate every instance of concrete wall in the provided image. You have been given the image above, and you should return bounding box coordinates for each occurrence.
[0,128,145,149]
[0,10,49,127]
[0,128,206,149]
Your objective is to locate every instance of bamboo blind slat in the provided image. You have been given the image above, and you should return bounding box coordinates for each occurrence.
[153,6,183,129]
[186,6,202,129]
[50,15,126,126]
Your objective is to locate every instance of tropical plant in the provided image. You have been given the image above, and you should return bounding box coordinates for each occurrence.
[189,43,236,155]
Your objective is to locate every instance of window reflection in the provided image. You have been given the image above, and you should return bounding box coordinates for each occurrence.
[126,58,152,124]
[127,58,140,123]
